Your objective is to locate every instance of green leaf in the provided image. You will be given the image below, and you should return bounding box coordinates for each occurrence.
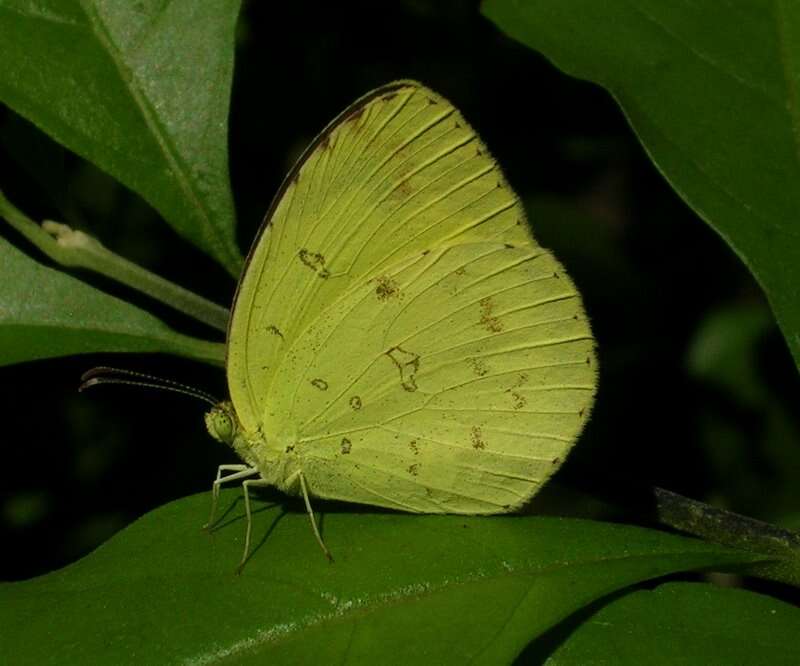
[0,234,224,366]
[0,489,761,664]
[536,583,800,664]
[0,0,244,276]
[483,0,800,371]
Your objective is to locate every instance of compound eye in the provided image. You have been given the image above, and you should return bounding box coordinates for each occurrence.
[218,413,233,438]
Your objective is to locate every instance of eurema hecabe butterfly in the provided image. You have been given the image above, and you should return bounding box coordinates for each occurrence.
[202,80,597,566]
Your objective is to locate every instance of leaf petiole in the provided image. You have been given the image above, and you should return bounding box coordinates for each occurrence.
[0,188,230,333]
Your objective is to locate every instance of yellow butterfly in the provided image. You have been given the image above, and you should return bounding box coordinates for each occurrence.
[204,81,597,566]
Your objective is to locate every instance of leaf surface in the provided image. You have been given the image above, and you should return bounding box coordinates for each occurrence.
[539,582,800,664]
[483,0,800,370]
[0,489,760,664]
[0,235,224,366]
[0,0,243,274]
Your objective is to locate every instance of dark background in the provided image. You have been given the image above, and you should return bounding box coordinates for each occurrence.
[1,0,798,581]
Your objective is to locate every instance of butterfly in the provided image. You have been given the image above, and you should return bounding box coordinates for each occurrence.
[202,80,597,567]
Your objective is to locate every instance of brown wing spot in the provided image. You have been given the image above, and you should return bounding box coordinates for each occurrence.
[553,272,560,279]
[455,121,462,129]
[468,357,489,377]
[266,325,284,340]
[470,426,486,450]
[349,396,363,410]
[552,457,561,465]
[476,147,483,156]
[479,297,503,333]
[586,356,592,365]
[409,440,419,455]
[509,391,526,410]
[319,135,331,151]
[299,248,330,278]
[578,407,585,417]
[407,463,420,476]
[454,266,466,276]
[285,445,296,454]
[375,275,400,301]
[504,243,515,249]
[422,249,430,256]
[311,378,329,391]
[341,438,352,454]
[392,177,414,199]
[386,346,420,392]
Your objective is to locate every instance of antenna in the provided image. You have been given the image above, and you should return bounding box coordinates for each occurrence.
[79,366,219,407]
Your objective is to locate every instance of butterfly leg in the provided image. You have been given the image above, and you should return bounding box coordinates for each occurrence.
[204,464,258,530]
[298,471,333,562]
[237,477,271,573]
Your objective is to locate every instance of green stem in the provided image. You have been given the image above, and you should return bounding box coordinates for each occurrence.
[0,189,230,333]
[655,487,800,588]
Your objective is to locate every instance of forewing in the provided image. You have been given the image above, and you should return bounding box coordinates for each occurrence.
[266,242,597,513]
[227,81,531,430]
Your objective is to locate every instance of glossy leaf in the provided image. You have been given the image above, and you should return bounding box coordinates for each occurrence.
[0,0,244,275]
[0,489,760,664]
[538,582,800,664]
[0,234,224,366]
[483,0,800,371]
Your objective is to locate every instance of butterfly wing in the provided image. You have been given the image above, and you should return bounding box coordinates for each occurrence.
[266,241,595,512]
[227,81,597,512]
[227,81,531,431]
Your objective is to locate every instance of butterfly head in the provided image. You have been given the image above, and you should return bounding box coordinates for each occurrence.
[205,401,240,447]
[205,401,264,470]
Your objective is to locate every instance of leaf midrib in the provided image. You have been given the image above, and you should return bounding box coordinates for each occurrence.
[77,0,235,268]
[186,547,750,662]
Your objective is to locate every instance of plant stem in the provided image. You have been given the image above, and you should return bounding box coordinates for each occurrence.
[0,189,230,333]
[655,487,800,588]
